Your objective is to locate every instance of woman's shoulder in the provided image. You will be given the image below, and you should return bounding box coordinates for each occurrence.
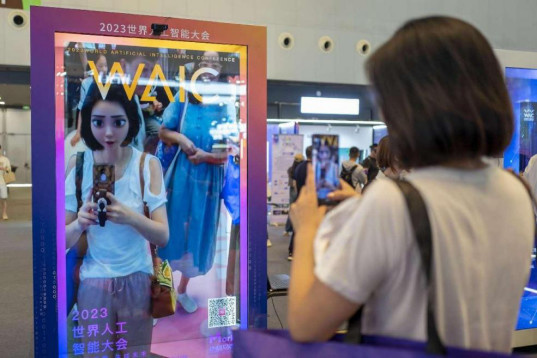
[494,167,534,204]
[328,178,407,226]
[130,148,162,174]
[362,178,405,203]
[132,148,158,164]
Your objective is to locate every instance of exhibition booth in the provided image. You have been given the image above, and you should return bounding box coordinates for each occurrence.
[16,4,537,358]
[30,7,266,357]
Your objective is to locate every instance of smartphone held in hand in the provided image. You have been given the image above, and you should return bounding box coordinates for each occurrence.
[312,134,339,205]
[92,164,115,227]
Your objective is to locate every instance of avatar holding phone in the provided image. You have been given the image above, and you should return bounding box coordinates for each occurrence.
[64,83,169,355]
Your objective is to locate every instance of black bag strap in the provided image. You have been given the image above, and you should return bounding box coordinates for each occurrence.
[345,179,447,355]
[394,180,446,355]
[75,152,84,211]
[138,152,159,264]
[341,163,358,175]
[74,151,89,259]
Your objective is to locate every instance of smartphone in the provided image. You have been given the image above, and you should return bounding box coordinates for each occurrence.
[92,165,115,227]
[312,134,339,205]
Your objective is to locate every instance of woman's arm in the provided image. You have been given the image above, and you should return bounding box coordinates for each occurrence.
[64,155,97,249]
[105,158,169,247]
[66,211,83,249]
[289,164,360,342]
[158,126,196,155]
[187,149,228,165]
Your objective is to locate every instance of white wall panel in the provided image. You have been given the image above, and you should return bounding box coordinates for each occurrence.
[496,49,537,71]
[5,109,30,134]
[160,0,189,19]
[111,0,136,14]
[0,8,30,66]
[263,0,296,27]
[4,0,537,84]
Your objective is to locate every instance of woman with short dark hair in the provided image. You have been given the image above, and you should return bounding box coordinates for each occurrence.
[288,16,533,353]
[376,136,403,180]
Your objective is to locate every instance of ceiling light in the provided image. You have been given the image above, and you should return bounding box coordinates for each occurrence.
[267,118,384,126]
[301,96,359,115]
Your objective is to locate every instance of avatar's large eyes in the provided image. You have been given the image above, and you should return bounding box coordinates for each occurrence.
[113,119,127,128]
[91,119,103,128]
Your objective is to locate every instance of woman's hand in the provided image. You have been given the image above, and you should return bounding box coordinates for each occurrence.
[105,192,136,225]
[159,126,196,155]
[188,150,228,165]
[187,149,208,165]
[290,164,327,236]
[327,179,360,202]
[152,100,163,112]
[77,190,98,231]
[179,136,197,156]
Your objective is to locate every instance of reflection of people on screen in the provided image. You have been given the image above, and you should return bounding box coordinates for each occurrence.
[158,51,238,314]
[123,52,167,154]
[315,143,338,198]
[65,54,109,167]
[64,84,169,355]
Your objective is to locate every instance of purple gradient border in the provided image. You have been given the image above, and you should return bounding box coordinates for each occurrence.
[30,6,266,357]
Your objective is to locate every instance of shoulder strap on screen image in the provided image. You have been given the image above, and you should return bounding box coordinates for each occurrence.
[175,94,189,134]
[75,151,85,211]
[138,152,159,260]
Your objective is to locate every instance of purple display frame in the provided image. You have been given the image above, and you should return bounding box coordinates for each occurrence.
[30,6,266,357]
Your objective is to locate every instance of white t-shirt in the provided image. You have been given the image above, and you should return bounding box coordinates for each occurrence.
[65,148,166,280]
[314,165,534,352]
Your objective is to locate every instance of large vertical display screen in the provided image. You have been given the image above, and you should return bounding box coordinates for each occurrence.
[505,67,537,331]
[56,33,246,356]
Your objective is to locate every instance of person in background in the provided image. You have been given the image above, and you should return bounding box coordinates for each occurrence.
[375,136,405,180]
[361,143,379,182]
[288,16,534,353]
[340,146,367,191]
[284,153,304,236]
[65,54,109,167]
[0,145,12,220]
[523,154,537,211]
[75,54,109,142]
[158,51,238,314]
[288,146,312,260]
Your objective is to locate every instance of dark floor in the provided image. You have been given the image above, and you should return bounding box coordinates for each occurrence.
[0,187,34,357]
[266,225,292,330]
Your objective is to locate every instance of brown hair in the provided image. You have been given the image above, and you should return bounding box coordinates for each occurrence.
[366,16,513,168]
[377,136,395,170]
